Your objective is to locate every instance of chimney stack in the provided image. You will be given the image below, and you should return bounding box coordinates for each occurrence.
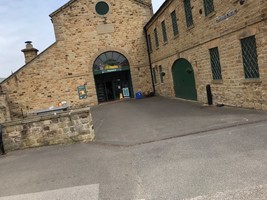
[21,41,39,63]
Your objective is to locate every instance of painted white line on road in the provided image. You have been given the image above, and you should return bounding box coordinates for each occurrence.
[0,184,99,200]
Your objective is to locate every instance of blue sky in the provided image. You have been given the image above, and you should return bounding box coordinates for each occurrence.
[0,0,165,78]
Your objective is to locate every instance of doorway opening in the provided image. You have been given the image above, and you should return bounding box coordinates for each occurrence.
[93,51,134,103]
[172,58,197,101]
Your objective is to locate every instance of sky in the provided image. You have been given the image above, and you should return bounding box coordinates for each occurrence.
[0,0,165,78]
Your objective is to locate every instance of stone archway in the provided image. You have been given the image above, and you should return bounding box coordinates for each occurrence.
[172,58,197,101]
[93,51,134,103]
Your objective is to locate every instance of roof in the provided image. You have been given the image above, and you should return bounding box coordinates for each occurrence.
[49,0,76,17]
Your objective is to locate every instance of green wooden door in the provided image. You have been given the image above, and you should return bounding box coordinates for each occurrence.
[172,58,197,101]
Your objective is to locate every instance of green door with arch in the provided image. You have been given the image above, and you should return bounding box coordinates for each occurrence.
[172,58,197,101]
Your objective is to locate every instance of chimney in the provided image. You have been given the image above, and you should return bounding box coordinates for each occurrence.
[21,41,39,63]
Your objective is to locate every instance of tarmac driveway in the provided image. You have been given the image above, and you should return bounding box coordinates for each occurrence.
[91,96,267,146]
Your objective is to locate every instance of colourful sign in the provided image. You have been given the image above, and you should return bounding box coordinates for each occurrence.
[122,87,130,98]
[77,85,87,99]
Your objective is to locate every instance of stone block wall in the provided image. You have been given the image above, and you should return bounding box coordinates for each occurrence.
[146,0,267,110]
[0,94,10,123]
[1,107,94,151]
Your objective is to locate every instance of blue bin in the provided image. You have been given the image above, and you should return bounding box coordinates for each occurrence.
[135,91,143,99]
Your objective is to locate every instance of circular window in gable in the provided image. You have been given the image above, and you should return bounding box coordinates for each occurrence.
[95,1,109,16]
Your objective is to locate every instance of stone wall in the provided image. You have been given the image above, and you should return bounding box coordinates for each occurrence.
[1,107,94,151]
[0,94,10,123]
[0,0,153,119]
[146,0,267,110]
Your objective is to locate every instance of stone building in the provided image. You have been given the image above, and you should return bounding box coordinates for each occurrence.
[1,0,267,121]
[145,0,267,110]
[0,0,153,119]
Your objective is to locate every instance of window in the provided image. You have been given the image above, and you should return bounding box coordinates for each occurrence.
[93,51,129,75]
[171,10,179,36]
[161,20,168,42]
[241,36,259,79]
[203,0,214,16]
[159,65,164,83]
[209,47,222,80]
[95,1,109,15]
[147,34,152,53]
[154,28,159,48]
[184,0,194,28]
[153,67,157,84]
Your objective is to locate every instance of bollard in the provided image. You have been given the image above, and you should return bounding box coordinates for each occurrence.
[206,84,213,105]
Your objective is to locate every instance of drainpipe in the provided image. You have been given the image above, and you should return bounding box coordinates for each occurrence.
[144,27,155,95]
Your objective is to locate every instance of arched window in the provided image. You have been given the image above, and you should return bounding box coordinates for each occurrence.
[93,51,130,75]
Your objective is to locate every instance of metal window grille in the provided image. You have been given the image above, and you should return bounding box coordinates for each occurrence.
[241,36,259,79]
[161,20,168,42]
[159,65,164,83]
[153,68,157,84]
[184,0,194,28]
[154,28,159,48]
[209,47,222,80]
[203,0,214,16]
[171,10,179,36]
[147,34,152,53]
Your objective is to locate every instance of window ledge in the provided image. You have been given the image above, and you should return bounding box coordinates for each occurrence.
[206,11,216,18]
[242,78,262,84]
[173,34,180,40]
[187,25,195,31]
[211,79,223,84]
[163,41,168,45]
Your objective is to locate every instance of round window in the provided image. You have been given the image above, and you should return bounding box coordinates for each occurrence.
[95,1,109,15]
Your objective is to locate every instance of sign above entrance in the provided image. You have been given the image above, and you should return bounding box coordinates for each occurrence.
[94,66,130,75]
[93,51,130,75]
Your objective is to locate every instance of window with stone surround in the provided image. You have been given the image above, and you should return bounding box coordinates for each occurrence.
[203,0,214,16]
[184,0,194,28]
[154,28,159,48]
[152,67,157,84]
[171,10,179,36]
[209,47,222,80]
[241,36,259,79]
[147,34,152,53]
[161,20,168,43]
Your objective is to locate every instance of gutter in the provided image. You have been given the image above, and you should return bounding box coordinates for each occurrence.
[143,27,155,95]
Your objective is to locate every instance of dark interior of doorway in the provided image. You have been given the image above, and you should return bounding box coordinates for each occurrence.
[94,70,133,103]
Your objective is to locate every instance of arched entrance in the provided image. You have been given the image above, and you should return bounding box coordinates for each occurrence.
[172,58,197,101]
[93,51,134,103]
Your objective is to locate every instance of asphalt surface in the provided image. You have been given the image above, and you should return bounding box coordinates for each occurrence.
[91,96,267,146]
[0,97,267,200]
